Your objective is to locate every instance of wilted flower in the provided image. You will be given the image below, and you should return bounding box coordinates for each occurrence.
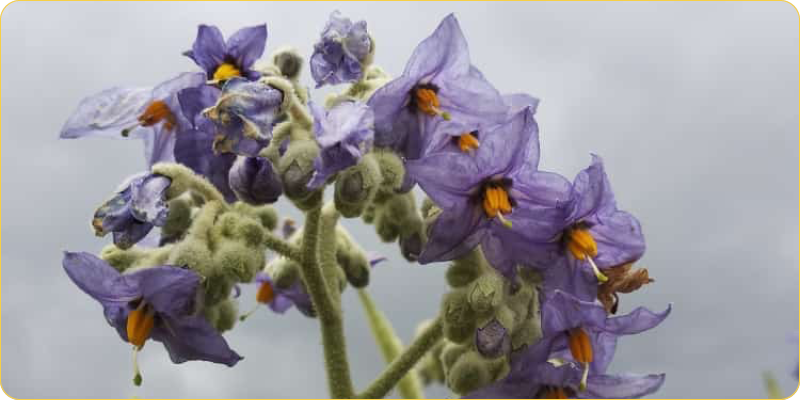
[60,72,206,166]
[368,14,507,183]
[92,173,172,249]
[310,11,372,87]
[307,101,375,189]
[228,155,283,205]
[558,155,646,284]
[184,24,267,82]
[408,107,570,277]
[204,77,284,156]
[62,252,242,385]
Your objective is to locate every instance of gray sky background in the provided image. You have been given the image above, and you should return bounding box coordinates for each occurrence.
[1,1,798,398]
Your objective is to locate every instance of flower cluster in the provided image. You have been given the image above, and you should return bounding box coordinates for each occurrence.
[59,12,668,399]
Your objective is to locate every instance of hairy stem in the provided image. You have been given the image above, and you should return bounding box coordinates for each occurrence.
[320,202,343,302]
[358,318,443,399]
[151,162,227,205]
[262,231,302,263]
[297,206,354,398]
[358,289,425,399]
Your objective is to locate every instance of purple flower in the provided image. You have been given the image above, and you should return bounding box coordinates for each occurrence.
[367,14,507,170]
[173,85,239,202]
[310,11,372,87]
[228,155,283,204]
[558,155,646,285]
[92,173,172,249]
[60,72,206,167]
[253,272,315,317]
[184,24,267,82]
[62,252,242,384]
[408,107,571,277]
[307,101,375,189]
[203,77,284,156]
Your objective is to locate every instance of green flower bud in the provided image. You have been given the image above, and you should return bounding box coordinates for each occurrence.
[233,202,278,231]
[468,273,504,316]
[374,209,400,242]
[446,250,484,288]
[511,317,543,351]
[278,139,320,206]
[441,289,477,344]
[204,299,239,333]
[447,351,491,395]
[100,245,147,272]
[213,241,265,283]
[202,273,236,307]
[268,257,301,289]
[271,47,303,80]
[167,240,214,277]
[440,342,469,371]
[334,154,381,218]
[160,197,193,243]
[371,150,405,190]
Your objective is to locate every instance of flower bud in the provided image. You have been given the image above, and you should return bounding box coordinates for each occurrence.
[271,47,304,80]
[399,228,424,262]
[467,273,504,315]
[475,319,511,359]
[278,140,321,208]
[229,156,283,205]
[334,155,381,218]
[447,351,491,395]
[371,150,405,190]
[160,197,193,244]
[441,289,477,344]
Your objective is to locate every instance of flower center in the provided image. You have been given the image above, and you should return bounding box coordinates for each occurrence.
[482,182,513,227]
[139,101,177,130]
[457,132,480,152]
[566,227,597,261]
[568,327,593,391]
[126,302,155,349]
[565,225,608,283]
[412,85,451,120]
[256,281,276,304]
[213,62,241,82]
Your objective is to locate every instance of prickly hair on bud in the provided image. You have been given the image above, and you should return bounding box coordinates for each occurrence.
[213,241,266,283]
[446,249,485,288]
[370,150,405,191]
[202,273,237,307]
[441,289,477,344]
[204,298,239,332]
[160,197,193,243]
[267,257,301,289]
[270,47,304,80]
[167,239,215,277]
[467,273,505,316]
[334,154,381,218]
[100,245,148,273]
[233,202,278,231]
[278,139,321,209]
[335,226,371,288]
[446,350,492,395]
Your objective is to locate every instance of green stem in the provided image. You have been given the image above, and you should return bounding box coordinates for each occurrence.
[358,289,425,399]
[297,206,354,398]
[358,318,443,399]
[320,202,343,301]
[261,231,302,263]
[151,162,227,205]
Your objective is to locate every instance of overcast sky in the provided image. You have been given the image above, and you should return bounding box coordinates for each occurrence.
[1,2,798,399]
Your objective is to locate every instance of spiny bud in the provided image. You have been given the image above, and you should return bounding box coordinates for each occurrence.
[441,289,477,344]
[167,240,214,277]
[233,202,278,231]
[213,242,265,283]
[334,154,381,218]
[100,245,147,273]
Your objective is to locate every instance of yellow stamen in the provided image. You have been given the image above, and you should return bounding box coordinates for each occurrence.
[482,186,513,221]
[457,133,480,152]
[256,281,276,304]
[566,228,598,261]
[137,100,177,131]
[213,62,242,82]
[414,87,451,120]
[126,304,155,349]
[568,327,592,392]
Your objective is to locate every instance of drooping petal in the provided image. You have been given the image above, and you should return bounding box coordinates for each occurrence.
[112,220,155,250]
[154,315,243,366]
[578,373,666,399]
[62,251,139,304]
[187,24,227,74]
[600,304,672,335]
[60,86,151,139]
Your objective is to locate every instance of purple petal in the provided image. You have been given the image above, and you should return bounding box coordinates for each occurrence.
[418,205,487,264]
[590,209,645,268]
[226,24,268,70]
[154,315,242,366]
[402,14,469,81]
[129,175,171,225]
[60,86,151,139]
[600,304,672,335]
[566,155,616,224]
[62,251,139,304]
[405,153,484,210]
[228,156,283,204]
[112,221,155,250]
[476,319,511,358]
[578,373,666,399]
[122,266,201,317]
[188,25,226,74]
